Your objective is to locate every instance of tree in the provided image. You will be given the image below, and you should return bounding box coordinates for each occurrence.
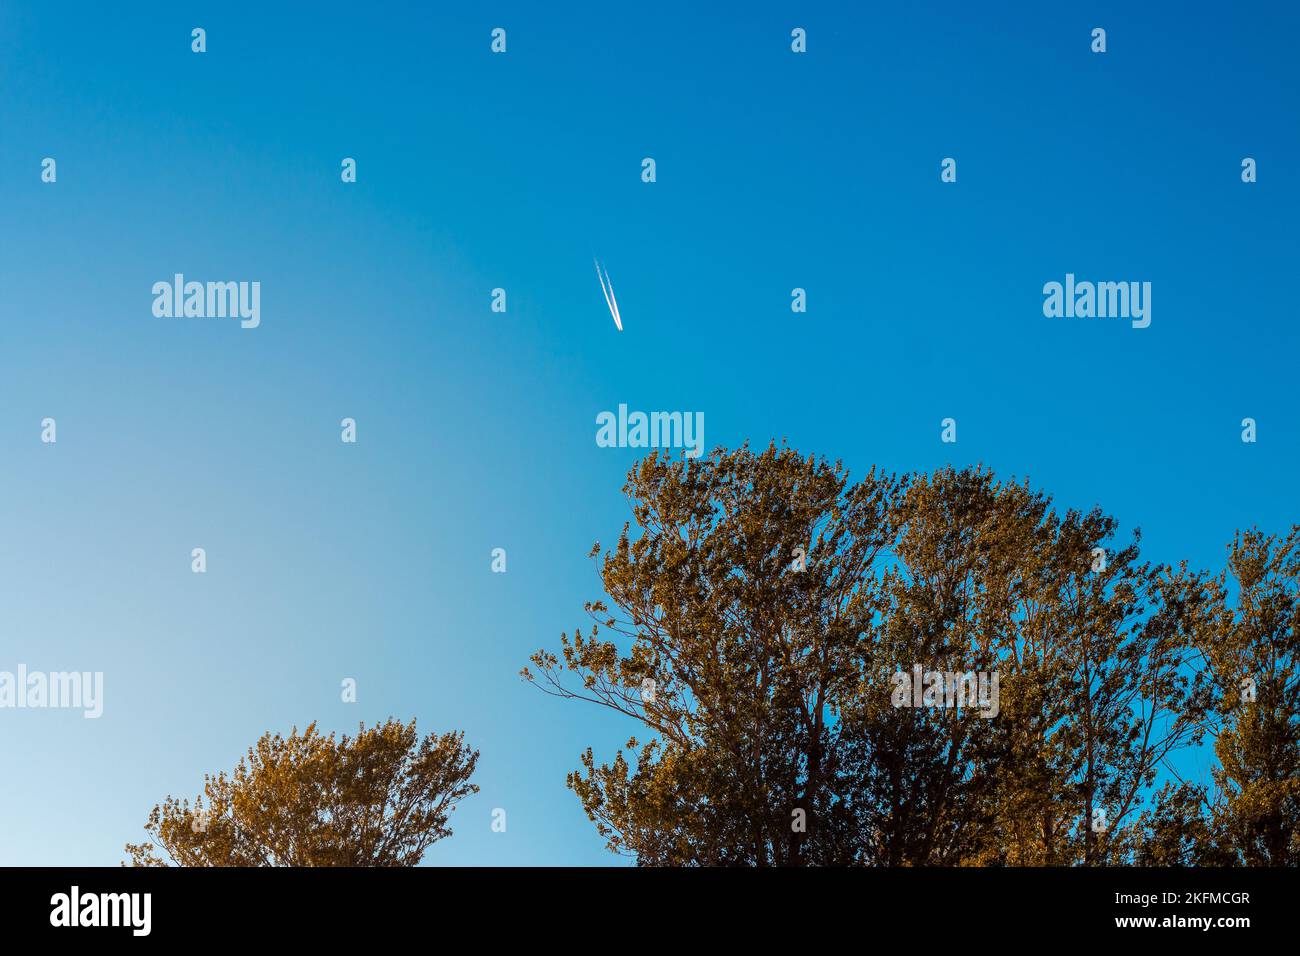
[124,719,478,866]
[525,443,1245,866]
[524,444,902,864]
[1193,529,1300,865]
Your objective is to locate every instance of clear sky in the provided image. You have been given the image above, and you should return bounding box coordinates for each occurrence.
[1,1,1296,865]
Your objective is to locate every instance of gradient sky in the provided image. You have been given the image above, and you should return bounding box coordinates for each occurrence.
[1,1,1297,865]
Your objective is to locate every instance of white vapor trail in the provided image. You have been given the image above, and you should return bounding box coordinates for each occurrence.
[595,258,623,331]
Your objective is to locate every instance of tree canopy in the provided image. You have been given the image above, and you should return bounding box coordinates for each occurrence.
[125,718,478,866]
[524,443,1299,866]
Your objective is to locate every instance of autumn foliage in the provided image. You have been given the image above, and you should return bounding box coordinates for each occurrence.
[525,444,1300,866]
[125,719,477,866]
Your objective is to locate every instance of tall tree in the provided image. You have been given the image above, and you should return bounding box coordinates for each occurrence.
[527,445,1225,866]
[524,444,902,864]
[125,719,478,866]
[1195,528,1300,865]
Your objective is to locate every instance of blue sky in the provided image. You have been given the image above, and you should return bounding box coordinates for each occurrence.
[0,1,1296,865]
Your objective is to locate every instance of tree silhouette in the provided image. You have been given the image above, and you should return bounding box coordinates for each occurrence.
[125,718,478,866]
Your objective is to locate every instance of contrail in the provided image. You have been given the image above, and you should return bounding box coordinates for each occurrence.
[594,258,623,331]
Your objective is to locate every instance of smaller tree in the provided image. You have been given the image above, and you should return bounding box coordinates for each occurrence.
[125,719,478,867]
